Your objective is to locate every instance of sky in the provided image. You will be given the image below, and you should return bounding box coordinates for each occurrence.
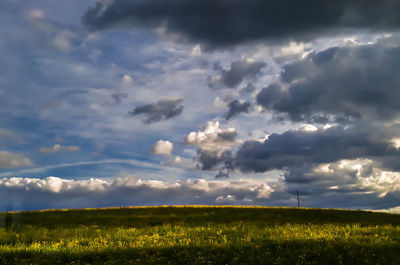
[1,0,400,211]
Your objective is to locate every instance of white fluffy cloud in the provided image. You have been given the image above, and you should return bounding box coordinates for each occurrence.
[0,151,34,169]
[190,44,202,57]
[120,74,133,87]
[38,144,81,153]
[250,184,275,199]
[184,121,239,152]
[150,140,173,156]
[215,194,237,203]
[184,121,241,172]
[0,176,108,193]
[311,159,400,197]
[0,176,277,210]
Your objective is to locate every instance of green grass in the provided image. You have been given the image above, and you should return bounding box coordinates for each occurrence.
[0,206,399,264]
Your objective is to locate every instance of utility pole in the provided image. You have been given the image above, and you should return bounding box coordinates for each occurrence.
[296,189,300,208]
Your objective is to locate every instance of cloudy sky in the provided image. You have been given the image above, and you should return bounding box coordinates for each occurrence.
[1,0,400,211]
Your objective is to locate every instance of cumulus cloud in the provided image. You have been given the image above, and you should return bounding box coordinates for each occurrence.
[129,98,184,124]
[257,39,400,123]
[0,176,108,193]
[167,156,187,165]
[184,121,239,173]
[190,44,202,56]
[208,59,265,88]
[215,194,237,203]
[356,163,400,197]
[0,176,277,211]
[0,151,34,169]
[38,144,81,153]
[196,149,233,171]
[250,184,275,199]
[150,140,173,156]
[120,74,133,87]
[83,0,400,47]
[184,121,238,151]
[283,158,400,198]
[225,100,251,120]
[280,41,311,57]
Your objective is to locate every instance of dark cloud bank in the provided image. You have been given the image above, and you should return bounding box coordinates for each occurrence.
[239,37,400,172]
[83,0,400,47]
[257,39,400,123]
[235,126,394,173]
[129,98,184,124]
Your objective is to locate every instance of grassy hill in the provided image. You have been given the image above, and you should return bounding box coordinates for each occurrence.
[0,206,399,264]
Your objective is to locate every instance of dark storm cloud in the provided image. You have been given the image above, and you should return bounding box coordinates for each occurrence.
[129,98,184,124]
[196,149,233,171]
[208,60,266,89]
[223,60,265,88]
[234,126,398,173]
[83,0,400,47]
[225,100,251,120]
[257,41,400,122]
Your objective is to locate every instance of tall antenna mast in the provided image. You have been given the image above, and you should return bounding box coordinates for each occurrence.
[296,189,300,207]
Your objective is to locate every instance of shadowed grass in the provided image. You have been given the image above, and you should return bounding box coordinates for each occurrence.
[2,206,400,228]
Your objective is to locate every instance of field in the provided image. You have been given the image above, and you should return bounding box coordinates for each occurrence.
[0,206,399,264]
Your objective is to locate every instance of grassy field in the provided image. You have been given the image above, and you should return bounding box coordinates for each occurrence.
[0,206,399,264]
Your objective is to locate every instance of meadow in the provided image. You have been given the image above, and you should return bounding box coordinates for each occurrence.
[0,206,399,264]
